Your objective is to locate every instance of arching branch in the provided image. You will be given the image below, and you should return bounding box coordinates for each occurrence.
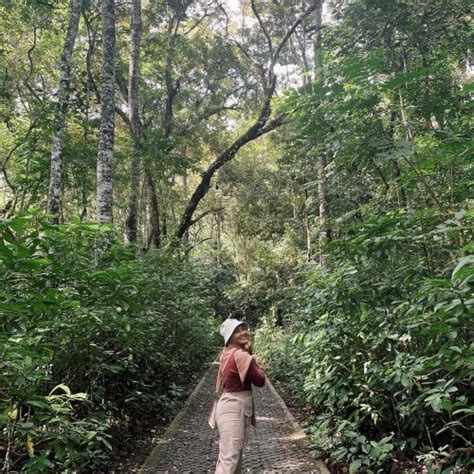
[174,3,318,239]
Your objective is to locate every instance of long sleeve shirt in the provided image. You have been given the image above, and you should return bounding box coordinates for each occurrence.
[222,351,266,392]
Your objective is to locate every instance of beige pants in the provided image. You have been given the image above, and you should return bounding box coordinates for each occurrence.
[215,391,253,474]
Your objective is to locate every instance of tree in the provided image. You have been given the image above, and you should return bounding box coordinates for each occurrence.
[125,0,143,244]
[312,0,329,269]
[96,0,116,224]
[47,0,83,223]
[174,1,319,239]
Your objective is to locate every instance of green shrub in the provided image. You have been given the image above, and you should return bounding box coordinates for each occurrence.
[0,211,218,471]
[254,208,473,471]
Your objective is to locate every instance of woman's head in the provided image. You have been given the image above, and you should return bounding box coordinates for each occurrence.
[227,322,249,348]
[220,317,249,347]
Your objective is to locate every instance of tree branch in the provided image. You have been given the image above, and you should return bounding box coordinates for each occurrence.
[189,207,225,227]
[233,40,253,63]
[1,118,39,193]
[251,0,273,55]
[255,112,287,137]
[182,8,213,35]
[271,3,318,70]
[177,104,242,137]
[116,69,128,103]
[184,236,213,255]
[26,28,37,79]
[175,91,280,239]
[116,106,132,129]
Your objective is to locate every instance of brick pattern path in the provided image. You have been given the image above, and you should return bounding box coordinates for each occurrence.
[140,361,328,473]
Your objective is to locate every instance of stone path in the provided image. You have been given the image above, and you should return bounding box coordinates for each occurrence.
[140,360,328,473]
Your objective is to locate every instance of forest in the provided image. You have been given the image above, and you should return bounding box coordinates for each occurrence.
[0,0,472,471]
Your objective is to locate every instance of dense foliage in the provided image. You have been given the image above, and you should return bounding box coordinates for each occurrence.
[0,212,219,471]
[255,210,473,471]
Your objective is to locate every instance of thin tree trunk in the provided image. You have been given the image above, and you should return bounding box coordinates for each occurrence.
[47,0,83,223]
[313,0,323,75]
[317,153,329,268]
[312,0,329,269]
[144,17,180,247]
[145,166,160,249]
[125,0,143,243]
[81,45,91,222]
[304,190,312,261]
[162,211,167,238]
[80,184,88,221]
[144,171,161,247]
[182,173,189,242]
[164,23,179,138]
[96,0,116,224]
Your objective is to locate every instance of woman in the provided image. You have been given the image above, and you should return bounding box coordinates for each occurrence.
[214,317,266,474]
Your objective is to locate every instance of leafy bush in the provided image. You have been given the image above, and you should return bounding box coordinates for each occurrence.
[0,211,219,471]
[254,208,473,471]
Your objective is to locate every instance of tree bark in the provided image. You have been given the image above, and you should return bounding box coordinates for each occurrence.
[145,16,181,247]
[125,0,143,243]
[96,0,116,224]
[164,20,179,139]
[47,0,83,223]
[182,172,189,242]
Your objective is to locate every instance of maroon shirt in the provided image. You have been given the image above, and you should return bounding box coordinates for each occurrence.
[222,352,266,392]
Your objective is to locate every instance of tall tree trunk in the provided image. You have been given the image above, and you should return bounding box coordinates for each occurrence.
[317,153,329,268]
[304,190,312,261]
[145,166,160,249]
[182,173,189,242]
[143,18,180,247]
[164,28,178,139]
[96,0,116,224]
[125,0,143,243]
[144,170,161,248]
[47,0,83,223]
[313,0,323,74]
[313,0,329,269]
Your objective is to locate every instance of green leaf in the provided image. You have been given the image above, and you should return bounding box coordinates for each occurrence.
[349,459,362,473]
[48,384,71,397]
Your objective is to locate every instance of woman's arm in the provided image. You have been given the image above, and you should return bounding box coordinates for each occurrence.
[246,359,265,387]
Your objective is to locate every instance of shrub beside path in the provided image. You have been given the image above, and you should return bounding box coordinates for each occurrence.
[140,359,329,473]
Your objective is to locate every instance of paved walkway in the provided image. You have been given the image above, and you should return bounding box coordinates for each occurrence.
[140,360,328,473]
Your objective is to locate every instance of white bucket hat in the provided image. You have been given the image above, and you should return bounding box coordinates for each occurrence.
[220,318,246,346]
